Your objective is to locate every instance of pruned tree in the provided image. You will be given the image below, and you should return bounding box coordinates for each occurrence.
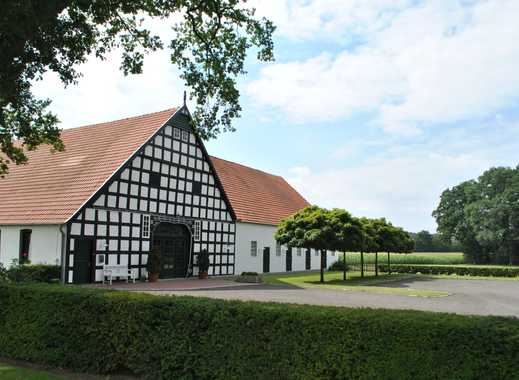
[0,0,275,176]
[276,206,337,283]
[328,209,363,280]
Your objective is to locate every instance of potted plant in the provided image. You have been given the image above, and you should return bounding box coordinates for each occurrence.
[198,249,209,279]
[146,247,161,282]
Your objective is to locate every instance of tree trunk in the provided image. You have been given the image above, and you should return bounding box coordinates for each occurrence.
[387,252,391,274]
[320,249,325,283]
[343,251,346,281]
[360,251,364,278]
[375,252,378,276]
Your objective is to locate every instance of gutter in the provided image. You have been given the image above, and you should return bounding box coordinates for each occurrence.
[59,224,67,284]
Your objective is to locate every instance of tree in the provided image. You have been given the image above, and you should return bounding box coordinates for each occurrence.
[357,218,379,277]
[0,0,275,175]
[328,209,363,280]
[275,206,337,283]
[433,165,519,264]
[414,230,434,251]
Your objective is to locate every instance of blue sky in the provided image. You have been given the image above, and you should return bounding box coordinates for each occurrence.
[33,0,519,232]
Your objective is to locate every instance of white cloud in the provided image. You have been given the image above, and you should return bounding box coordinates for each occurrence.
[248,0,519,135]
[250,0,413,41]
[286,152,487,232]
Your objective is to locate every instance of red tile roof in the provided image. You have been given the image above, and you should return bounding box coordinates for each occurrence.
[210,157,309,225]
[0,108,309,226]
[0,109,177,224]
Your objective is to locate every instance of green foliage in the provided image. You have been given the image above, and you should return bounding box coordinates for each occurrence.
[146,248,161,274]
[330,252,465,270]
[0,0,274,175]
[433,165,519,264]
[357,217,414,254]
[380,264,519,277]
[1,284,519,379]
[411,230,462,252]
[275,206,337,251]
[0,264,7,283]
[198,249,210,273]
[2,264,60,283]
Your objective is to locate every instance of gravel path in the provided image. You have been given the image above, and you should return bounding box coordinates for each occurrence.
[143,277,519,317]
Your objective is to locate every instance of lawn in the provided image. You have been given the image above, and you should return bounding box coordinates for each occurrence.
[0,362,63,380]
[336,251,465,265]
[262,271,449,298]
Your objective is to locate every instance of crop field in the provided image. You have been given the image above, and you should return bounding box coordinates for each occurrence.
[336,252,465,265]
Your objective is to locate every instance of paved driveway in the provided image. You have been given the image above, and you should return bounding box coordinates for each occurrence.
[143,277,519,318]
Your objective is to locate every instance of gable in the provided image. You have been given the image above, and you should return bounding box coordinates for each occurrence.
[84,108,235,223]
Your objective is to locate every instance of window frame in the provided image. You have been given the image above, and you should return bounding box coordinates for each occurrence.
[250,241,258,257]
[142,215,151,239]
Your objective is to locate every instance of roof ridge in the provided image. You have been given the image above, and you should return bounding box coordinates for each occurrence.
[62,107,178,132]
[210,155,284,179]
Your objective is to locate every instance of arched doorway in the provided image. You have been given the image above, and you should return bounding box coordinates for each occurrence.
[153,223,190,278]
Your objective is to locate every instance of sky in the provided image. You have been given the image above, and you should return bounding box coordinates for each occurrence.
[32,0,519,232]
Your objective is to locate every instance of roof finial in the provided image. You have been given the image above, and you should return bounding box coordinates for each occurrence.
[183,90,187,107]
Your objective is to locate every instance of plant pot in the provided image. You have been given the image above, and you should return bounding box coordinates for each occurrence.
[198,271,208,280]
[148,272,159,282]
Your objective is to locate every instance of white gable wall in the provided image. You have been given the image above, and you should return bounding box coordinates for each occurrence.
[234,222,338,275]
[0,225,62,267]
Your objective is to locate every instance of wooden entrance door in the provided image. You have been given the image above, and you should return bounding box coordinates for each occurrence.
[305,249,311,270]
[286,247,292,272]
[153,223,190,278]
[263,247,270,273]
[74,239,93,284]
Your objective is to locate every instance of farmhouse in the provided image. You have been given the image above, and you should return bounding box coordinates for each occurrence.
[0,106,335,283]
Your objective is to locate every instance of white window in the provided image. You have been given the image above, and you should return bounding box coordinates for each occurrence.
[250,241,258,257]
[193,220,201,242]
[276,242,282,256]
[173,128,181,139]
[142,214,151,238]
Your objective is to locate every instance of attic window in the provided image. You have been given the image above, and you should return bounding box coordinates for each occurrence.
[192,181,202,195]
[182,131,189,142]
[149,172,161,188]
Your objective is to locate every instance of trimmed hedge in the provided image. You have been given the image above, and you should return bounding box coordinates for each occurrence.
[1,285,519,379]
[380,264,519,277]
[5,264,61,283]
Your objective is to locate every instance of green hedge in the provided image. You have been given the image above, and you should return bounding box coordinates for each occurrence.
[1,285,519,379]
[379,264,519,277]
[5,264,61,283]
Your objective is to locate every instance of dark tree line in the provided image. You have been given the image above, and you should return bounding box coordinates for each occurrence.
[433,165,519,264]
[411,231,462,252]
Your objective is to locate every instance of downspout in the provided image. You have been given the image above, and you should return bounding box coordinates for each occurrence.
[59,224,67,284]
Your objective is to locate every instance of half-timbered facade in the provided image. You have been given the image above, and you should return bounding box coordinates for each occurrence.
[0,106,335,283]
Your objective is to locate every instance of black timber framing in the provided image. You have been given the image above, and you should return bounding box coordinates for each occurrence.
[64,106,237,283]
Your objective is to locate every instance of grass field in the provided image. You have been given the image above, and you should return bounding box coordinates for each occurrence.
[0,362,63,380]
[262,271,449,298]
[336,251,465,266]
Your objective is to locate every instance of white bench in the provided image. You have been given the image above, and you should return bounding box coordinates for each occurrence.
[102,264,136,285]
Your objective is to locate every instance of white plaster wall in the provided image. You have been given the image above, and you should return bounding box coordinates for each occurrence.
[234,222,338,274]
[0,225,62,267]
